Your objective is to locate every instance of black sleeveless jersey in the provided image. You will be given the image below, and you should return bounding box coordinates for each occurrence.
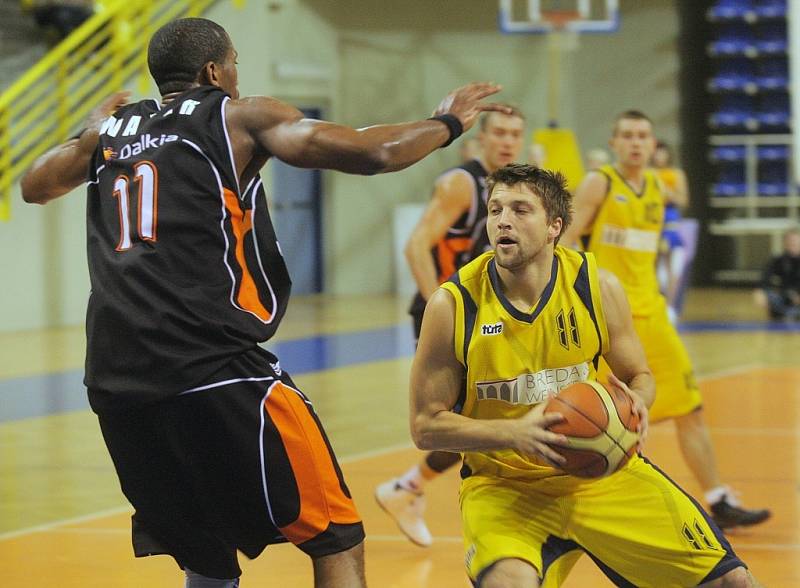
[410,158,489,316]
[85,86,291,410]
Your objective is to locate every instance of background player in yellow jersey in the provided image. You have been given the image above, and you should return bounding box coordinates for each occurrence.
[409,163,759,587]
[376,107,526,547]
[561,110,770,529]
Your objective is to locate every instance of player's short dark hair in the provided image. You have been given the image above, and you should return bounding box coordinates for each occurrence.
[612,109,653,135]
[487,163,573,243]
[148,18,231,95]
[480,104,526,131]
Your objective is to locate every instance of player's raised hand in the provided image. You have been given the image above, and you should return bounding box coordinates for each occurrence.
[83,90,132,133]
[608,373,649,450]
[509,403,568,467]
[433,82,511,132]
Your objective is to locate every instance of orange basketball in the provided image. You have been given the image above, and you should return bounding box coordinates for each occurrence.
[544,380,639,478]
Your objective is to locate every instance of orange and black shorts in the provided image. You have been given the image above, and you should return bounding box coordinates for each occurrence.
[96,348,364,580]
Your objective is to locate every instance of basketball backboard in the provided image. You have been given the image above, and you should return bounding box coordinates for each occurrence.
[498,0,619,34]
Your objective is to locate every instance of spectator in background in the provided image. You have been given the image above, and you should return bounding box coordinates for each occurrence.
[755,228,800,321]
[30,0,94,42]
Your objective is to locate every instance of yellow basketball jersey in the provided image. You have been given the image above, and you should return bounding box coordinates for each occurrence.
[585,164,664,316]
[440,246,609,481]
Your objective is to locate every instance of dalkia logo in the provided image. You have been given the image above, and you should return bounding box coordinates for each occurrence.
[481,322,503,335]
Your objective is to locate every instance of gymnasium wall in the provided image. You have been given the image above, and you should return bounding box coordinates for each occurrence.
[0,0,681,332]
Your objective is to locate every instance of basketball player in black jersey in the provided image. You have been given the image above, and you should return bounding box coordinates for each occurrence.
[20,17,509,588]
[375,107,525,546]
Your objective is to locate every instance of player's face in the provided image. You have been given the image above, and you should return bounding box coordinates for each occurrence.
[610,118,656,170]
[479,114,525,170]
[487,182,562,271]
[217,46,240,99]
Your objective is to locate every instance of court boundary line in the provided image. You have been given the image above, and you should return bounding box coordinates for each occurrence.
[0,363,786,542]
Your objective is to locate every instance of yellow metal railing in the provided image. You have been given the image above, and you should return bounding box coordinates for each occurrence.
[0,0,240,220]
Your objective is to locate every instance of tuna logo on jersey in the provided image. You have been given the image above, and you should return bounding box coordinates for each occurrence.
[102,147,117,161]
[481,322,503,336]
[614,194,628,203]
[556,308,581,350]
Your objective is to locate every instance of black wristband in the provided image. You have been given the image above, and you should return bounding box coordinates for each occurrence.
[428,114,463,148]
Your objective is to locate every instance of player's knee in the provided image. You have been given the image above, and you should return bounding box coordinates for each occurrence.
[699,566,757,587]
[479,558,540,588]
[184,569,240,588]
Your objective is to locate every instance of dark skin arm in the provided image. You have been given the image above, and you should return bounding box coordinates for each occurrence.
[225,81,507,187]
[22,80,507,204]
[21,91,131,204]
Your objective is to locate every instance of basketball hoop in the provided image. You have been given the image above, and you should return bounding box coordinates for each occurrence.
[541,10,581,32]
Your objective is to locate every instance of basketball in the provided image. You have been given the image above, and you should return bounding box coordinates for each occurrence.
[544,381,639,478]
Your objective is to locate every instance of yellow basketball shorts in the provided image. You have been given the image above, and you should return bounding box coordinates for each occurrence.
[598,300,702,422]
[460,455,744,587]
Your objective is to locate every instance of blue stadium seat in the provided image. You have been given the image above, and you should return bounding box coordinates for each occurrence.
[713,163,747,196]
[707,0,755,21]
[708,59,756,93]
[756,58,789,90]
[755,94,791,130]
[756,144,789,161]
[708,23,756,56]
[754,0,787,19]
[709,95,756,130]
[757,161,788,195]
[755,22,787,54]
[710,145,747,162]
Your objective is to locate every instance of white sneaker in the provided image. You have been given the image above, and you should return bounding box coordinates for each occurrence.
[375,479,433,547]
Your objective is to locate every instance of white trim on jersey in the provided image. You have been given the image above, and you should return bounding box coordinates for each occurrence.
[221,97,241,197]
[182,138,276,325]
[258,381,316,533]
[259,383,280,529]
[87,164,106,185]
[436,168,479,236]
[242,175,257,198]
[179,375,276,395]
[247,177,279,325]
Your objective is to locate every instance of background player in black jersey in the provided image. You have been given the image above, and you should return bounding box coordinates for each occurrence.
[20,17,510,588]
[375,107,525,546]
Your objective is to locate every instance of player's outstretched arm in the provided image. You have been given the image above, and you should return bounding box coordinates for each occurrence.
[405,172,473,300]
[236,82,509,175]
[560,171,609,248]
[409,289,567,461]
[21,91,130,205]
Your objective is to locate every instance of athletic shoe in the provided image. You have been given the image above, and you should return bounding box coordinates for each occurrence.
[374,479,433,547]
[710,497,771,529]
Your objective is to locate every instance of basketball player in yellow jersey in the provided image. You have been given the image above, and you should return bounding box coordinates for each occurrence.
[562,110,770,529]
[410,163,759,587]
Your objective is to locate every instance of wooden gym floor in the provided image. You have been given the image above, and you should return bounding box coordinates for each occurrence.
[1,289,798,587]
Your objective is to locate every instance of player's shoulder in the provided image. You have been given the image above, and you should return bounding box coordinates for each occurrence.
[578,167,612,197]
[435,165,477,193]
[225,94,303,130]
[597,267,624,299]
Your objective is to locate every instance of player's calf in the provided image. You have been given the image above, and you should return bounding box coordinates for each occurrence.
[311,540,367,588]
